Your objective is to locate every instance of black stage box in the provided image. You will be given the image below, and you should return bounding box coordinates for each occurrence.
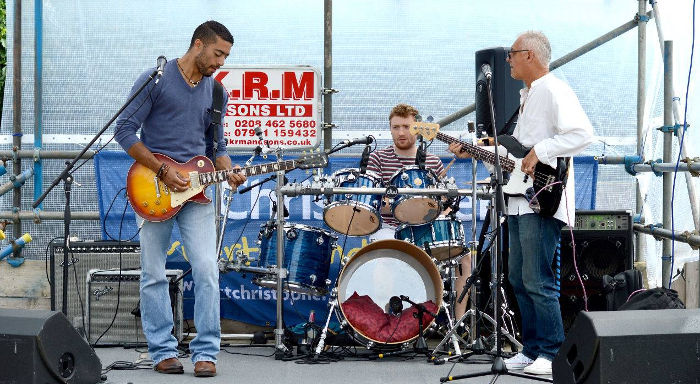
[553,309,700,384]
[0,308,102,384]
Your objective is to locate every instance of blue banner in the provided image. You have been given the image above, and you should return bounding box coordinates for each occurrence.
[94,151,597,327]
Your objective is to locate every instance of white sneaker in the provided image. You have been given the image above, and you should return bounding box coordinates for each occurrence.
[504,353,534,370]
[523,356,552,375]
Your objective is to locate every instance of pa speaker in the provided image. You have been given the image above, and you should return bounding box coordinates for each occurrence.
[474,47,522,136]
[0,308,102,384]
[559,211,633,330]
[553,309,700,383]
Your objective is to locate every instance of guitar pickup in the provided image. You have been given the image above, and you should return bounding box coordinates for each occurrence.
[190,171,200,189]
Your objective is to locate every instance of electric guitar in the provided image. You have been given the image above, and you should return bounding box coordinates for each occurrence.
[126,152,327,222]
[410,122,569,217]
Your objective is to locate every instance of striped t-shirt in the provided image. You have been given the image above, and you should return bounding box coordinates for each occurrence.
[366,146,444,227]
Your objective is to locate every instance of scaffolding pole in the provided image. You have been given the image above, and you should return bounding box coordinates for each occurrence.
[651,0,700,231]
[662,41,673,288]
[636,0,648,264]
[436,11,653,128]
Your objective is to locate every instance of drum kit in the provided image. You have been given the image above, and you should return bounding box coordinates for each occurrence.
[218,147,517,360]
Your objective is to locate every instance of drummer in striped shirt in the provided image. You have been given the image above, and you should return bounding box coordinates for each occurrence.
[367,103,472,323]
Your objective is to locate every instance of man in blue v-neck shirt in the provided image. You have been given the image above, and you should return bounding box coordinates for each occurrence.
[115,20,246,378]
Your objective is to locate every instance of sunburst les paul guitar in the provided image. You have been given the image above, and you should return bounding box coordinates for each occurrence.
[410,122,569,217]
[127,152,327,222]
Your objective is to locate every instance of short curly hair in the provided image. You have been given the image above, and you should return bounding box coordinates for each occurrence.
[389,103,419,121]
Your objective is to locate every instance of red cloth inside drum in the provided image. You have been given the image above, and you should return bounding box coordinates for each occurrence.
[341,291,438,343]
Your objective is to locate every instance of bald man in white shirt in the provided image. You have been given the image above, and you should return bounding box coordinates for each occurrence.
[449,31,594,375]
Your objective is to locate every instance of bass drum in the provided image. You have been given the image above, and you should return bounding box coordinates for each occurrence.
[335,240,443,349]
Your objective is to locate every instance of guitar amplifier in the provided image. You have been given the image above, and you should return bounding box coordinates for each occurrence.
[559,210,634,330]
[86,269,184,345]
[50,241,141,331]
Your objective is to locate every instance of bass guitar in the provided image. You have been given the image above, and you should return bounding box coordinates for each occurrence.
[410,122,568,217]
[127,152,327,222]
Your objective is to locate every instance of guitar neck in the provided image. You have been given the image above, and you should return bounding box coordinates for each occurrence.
[198,159,298,186]
[434,132,515,173]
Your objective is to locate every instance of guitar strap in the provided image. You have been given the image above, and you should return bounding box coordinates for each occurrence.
[206,80,225,163]
[501,107,519,136]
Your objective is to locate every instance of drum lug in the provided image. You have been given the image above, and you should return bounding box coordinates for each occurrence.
[366,341,375,349]
[326,279,332,288]
[401,173,409,181]
[341,256,349,265]
[316,236,325,246]
[309,274,317,284]
[286,228,297,240]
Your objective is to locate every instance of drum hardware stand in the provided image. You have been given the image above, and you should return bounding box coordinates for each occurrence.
[312,289,338,359]
[439,66,550,383]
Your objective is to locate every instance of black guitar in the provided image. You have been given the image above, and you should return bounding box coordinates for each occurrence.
[410,122,569,217]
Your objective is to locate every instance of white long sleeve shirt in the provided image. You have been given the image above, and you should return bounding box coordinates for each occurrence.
[507,72,594,225]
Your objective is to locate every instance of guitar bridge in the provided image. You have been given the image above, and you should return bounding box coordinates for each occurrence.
[153,176,161,198]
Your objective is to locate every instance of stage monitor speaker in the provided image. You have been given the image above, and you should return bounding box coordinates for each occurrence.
[0,308,102,384]
[474,47,522,136]
[553,309,700,383]
[50,240,141,331]
[559,210,633,330]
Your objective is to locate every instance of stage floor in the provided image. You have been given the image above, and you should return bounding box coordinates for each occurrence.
[96,345,552,384]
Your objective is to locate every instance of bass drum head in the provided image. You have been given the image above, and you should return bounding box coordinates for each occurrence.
[336,239,443,348]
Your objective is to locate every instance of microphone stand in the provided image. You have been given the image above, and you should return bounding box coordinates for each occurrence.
[440,71,551,383]
[34,66,161,316]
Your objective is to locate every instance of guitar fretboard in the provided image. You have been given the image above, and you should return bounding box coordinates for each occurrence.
[434,132,515,172]
[197,159,298,186]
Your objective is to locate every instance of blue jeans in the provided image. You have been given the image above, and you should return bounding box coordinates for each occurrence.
[139,200,220,364]
[507,213,564,361]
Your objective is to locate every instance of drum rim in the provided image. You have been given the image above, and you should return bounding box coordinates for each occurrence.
[323,202,382,236]
[253,276,328,296]
[260,222,338,240]
[331,168,383,183]
[388,165,439,183]
[335,239,443,346]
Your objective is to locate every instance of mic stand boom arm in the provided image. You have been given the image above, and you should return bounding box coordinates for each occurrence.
[33,66,160,316]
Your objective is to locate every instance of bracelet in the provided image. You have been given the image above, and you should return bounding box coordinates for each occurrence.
[155,163,167,179]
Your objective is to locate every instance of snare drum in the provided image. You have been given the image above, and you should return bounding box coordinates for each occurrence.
[389,166,442,225]
[395,216,466,261]
[254,223,337,296]
[324,168,383,236]
[335,240,442,349]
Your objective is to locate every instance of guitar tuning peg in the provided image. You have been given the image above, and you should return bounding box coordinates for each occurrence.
[427,115,434,123]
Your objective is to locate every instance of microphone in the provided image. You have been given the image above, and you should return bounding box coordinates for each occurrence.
[415,138,427,169]
[388,296,403,316]
[481,63,492,80]
[245,146,263,167]
[155,56,167,82]
[0,233,32,262]
[344,136,374,146]
[358,143,372,174]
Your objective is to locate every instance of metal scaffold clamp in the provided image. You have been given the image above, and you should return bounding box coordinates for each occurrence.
[682,157,700,177]
[624,155,643,176]
[635,12,650,23]
[657,123,688,137]
[647,159,664,177]
[321,88,339,95]
[33,148,41,163]
[321,122,336,129]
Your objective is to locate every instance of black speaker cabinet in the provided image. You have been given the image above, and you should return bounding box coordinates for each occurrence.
[474,47,522,136]
[50,240,141,330]
[559,211,633,330]
[553,309,700,383]
[0,308,102,384]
